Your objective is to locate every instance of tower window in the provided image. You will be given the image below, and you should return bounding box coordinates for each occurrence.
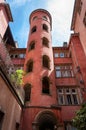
[42,37,49,47]
[16,122,20,130]
[29,41,35,51]
[42,55,50,69]
[31,26,37,33]
[26,60,33,73]
[42,76,50,94]
[0,111,4,130]
[78,0,82,15]
[24,83,31,102]
[33,16,37,21]
[83,12,86,27]
[42,16,47,21]
[43,24,48,32]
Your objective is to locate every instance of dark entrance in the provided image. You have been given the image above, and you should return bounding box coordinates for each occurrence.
[39,119,54,130]
[34,111,57,130]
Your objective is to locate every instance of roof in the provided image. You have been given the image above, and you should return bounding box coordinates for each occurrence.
[29,9,52,30]
[3,25,15,47]
[0,2,13,22]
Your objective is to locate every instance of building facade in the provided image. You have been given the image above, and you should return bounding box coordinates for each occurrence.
[0,0,86,130]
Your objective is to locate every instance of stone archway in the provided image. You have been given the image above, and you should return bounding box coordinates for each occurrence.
[32,110,58,130]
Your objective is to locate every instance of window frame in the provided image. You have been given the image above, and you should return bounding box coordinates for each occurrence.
[42,37,49,47]
[24,83,31,102]
[57,88,79,105]
[42,16,47,21]
[55,65,74,78]
[42,24,48,32]
[26,60,33,73]
[42,76,50,94]
[83,12,86,27]
[31,26,37,34]
[0,110,4,130]
[28,41,35,51]
[42,55,50,69]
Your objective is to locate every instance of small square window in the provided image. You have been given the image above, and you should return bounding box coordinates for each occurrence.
[54,53,58,58]
[59,53,64,57]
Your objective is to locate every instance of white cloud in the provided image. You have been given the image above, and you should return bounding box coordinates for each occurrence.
[46,0,75,46]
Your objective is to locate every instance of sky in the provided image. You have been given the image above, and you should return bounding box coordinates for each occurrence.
[6,0,75,48]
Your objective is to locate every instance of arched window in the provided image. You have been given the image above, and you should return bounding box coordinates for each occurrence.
[24,83,31,102]
[42,16,47,21]
[43,24,48,32]
[42,55,50,69]
[29,41,35,51]
[26,60,33,73]
[33,16,37,21]
[42,37,49,47]
[42,76,50,94]
[31,26,37,33]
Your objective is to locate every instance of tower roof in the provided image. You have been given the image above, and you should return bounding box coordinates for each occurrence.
[29,9,52,29]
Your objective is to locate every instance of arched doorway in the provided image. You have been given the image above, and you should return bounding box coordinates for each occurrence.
[32,110,58,130]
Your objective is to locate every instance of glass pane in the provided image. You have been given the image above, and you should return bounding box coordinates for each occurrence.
[60,53,64,57]
[54,53,58,58]
[66,95,72,104]
[66,88,70,93]
[58,89,63,93]
[72,89,76,93]
[72,95,78,104]
[56,71,61,77]
[59,95,64,105]
[55,66,61,70]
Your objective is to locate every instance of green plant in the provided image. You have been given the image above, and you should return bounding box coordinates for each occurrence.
[11,69,24,87]
[73,103,86,130]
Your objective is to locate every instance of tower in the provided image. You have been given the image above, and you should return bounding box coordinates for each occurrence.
[22,9,62,130]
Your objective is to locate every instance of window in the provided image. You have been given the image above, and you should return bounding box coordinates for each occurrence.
[16,122,20,130]
[31,26,36,33]
[26,60,33,73]
[83,12,86,27]
[57,88,79,105]
[15,55,18,58]
[65,122,77,130]
[78,0,82,15]
[29,41,35,51]
[0,111,4,130]
[19,54,25,58]
[42,76,50,94]
[24,83,31,102]
[59,53,64,57]
[10,55,13,58]
[42,55,50,69]
[33,16,37,21]
[42,37,49,47]
[42,16,47,21]
[54,53,59,58]
[55,65,74,78]
[54,52,68,58]
[43,24,48,32]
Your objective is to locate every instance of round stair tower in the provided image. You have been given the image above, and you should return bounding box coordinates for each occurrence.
[24,9,57,106]
[22,9,62,130]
